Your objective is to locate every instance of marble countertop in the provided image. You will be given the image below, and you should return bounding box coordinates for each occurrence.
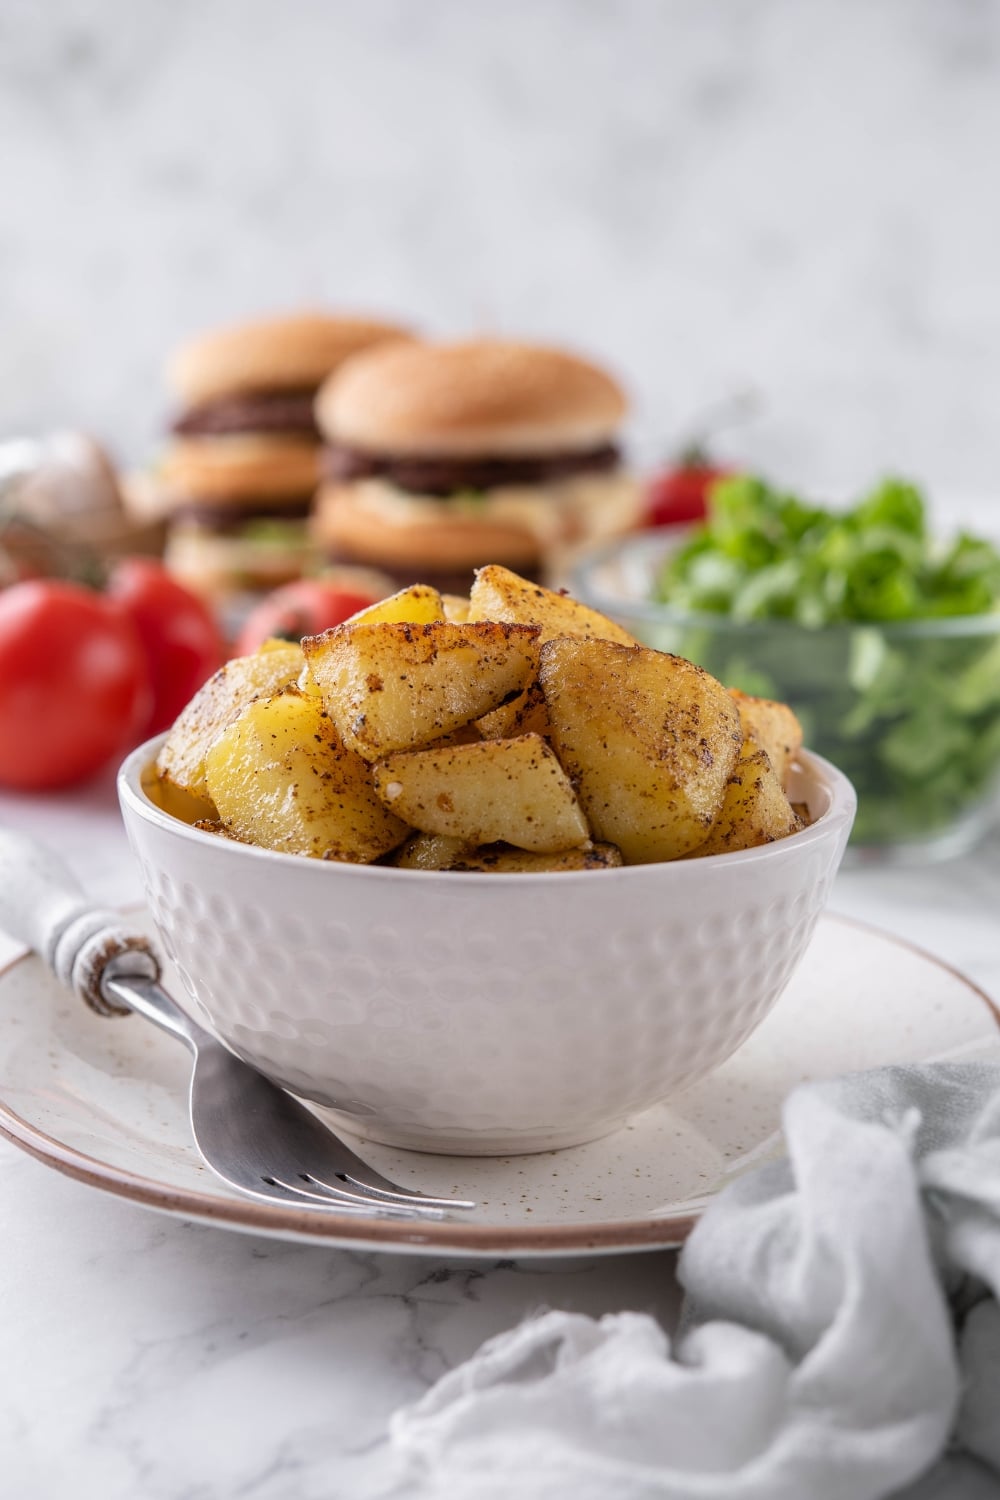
[0,775,998,1498]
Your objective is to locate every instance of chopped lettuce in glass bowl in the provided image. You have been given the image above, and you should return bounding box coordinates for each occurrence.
[573,476,1000,861]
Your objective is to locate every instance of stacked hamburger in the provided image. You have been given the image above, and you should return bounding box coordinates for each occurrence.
[157,313,410,599]
[311,339,641,592]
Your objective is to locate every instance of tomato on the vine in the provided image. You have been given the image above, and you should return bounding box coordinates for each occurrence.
[235,577,385,656]
[0,581,151,791]
[107,558,225,735]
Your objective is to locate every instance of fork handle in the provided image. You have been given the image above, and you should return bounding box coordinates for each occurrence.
[0,830,159,1016]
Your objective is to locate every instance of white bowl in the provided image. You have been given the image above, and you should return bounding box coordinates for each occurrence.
[118,738,856,1155]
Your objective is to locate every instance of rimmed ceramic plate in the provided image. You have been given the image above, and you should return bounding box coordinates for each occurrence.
[0,911,996,1259]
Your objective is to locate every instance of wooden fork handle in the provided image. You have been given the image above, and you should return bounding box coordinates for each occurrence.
[0,830,159,1016]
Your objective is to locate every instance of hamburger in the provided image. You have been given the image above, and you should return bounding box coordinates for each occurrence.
[157,312,412,599]
[312,339,641,592]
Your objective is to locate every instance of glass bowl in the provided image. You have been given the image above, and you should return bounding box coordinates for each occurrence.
[574,531,1000,863]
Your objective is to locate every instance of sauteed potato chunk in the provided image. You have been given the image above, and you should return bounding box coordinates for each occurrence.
[346,583,445,626]
[390,835,624,872]
[156,644,305,818]
[692,737,803,857]
[469,564,639,646]
[373,734,589,853]
[205,690,407,862]
[302,620,539,760]
[729,689,803,786]
[540,638,743,863]
[477,677,551,742]
[468,566,637,738]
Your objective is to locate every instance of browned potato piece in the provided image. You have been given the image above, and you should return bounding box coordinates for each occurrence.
[302,621,539,760]
[540,639,743,863]
[450,842,623,873]
[441,593,471,623]
[142,765,216,826]
[155,645,305,817]
[728,689,803,786]
[297,663,323,698]
[468,564,639,645]
[692,739,804,857]
[424,721,483,747]
[192,819,250,844]
[256,637,302,654]
[389,833,472,870]
[346,584,445,626]
[388,834,623,872]
[477,678,551,742]
[204,690,408,862]
[373,734,590,852]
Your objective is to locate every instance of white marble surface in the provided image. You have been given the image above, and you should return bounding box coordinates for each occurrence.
[0,775,998,1499]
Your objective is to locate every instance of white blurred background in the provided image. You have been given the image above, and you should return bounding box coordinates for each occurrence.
[2,0,998,503]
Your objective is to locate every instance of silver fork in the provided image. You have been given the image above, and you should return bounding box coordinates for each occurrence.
[0,832,474,1220]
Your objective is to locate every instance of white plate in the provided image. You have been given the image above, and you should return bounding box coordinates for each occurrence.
[0,912,995,1259]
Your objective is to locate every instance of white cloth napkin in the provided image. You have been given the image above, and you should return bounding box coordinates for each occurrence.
[390,1063,1000,1499]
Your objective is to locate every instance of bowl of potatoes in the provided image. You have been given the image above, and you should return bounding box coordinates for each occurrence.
[119,567,856,1155]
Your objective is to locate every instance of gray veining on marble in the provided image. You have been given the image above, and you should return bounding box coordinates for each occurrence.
[0,1136,684,1499]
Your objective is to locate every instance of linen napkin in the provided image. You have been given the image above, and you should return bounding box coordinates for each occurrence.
[390,1062,1000,1500]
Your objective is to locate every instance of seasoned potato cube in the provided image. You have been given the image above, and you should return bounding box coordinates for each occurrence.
[142,765,215,826]
[373,734,590,852]
[389,832,472,870]
[477,678,551,742]
[155,645,305,816]
[297,604,452,698]
[450,842,624,873]
[297,663,323,697]
[192,819,249,843]
[540,638,743,863]
[205,691,407,862]
[346,584,445,626]
[469,564,639,645]
[303,621,539,760]
[693,739,804,857]
[729,689,803,786]
[255,636,303,654]
[423,721,482,747]
[441,593,471,623]
[389,834,621,872]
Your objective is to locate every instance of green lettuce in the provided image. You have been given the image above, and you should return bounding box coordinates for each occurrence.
[653,477,1000,847]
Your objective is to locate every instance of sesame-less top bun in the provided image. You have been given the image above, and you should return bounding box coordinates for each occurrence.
[168,313,414,405]
[316,340,628,456]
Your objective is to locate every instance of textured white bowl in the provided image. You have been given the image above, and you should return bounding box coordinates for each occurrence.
[119,739,855,1155]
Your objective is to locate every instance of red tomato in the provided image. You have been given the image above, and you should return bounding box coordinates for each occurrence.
[0,581,151,791]
[107,559,225,735]
[645,461,732,528]
[235,579,383,656]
